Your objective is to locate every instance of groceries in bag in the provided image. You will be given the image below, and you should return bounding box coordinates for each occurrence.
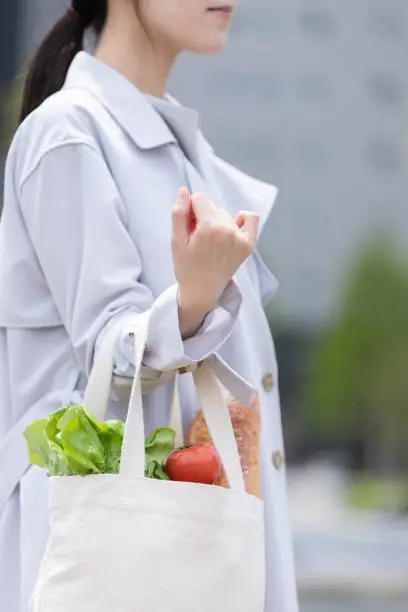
[165,442,222,484]
[186,392,261,498]
[23,403,222,485]
[27,318,266,612]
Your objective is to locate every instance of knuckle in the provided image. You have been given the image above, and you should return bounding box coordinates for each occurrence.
[192,191,206,200]
[172,203,184,217]
[198,220,215,236]
[199,221,222,240]
[198,221,238,245]
[191,192,207,207]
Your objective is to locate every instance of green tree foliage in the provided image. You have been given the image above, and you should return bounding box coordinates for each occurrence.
[2,76,22,148]
[308,237,408,471]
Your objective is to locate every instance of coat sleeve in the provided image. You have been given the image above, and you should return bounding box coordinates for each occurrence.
[18,142,241,390]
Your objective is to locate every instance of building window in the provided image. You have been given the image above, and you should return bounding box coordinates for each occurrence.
[367,74,404,110]
[369,6,404,40]
[298,8,336,38]
[296,74,332,104]
[365,137,401,176]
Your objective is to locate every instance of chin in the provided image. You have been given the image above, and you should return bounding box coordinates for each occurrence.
[187,34,229,55]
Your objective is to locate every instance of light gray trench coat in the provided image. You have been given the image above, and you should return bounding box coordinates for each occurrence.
[0,51,298,612]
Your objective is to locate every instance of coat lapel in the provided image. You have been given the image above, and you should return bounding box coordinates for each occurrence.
[64,53,279,237]
[209,154,278,237]
[197,134,278,237]
[185,160,207,194]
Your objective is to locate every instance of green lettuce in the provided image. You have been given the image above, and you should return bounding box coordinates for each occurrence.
[23,405,175,479]
[145,427,177,480]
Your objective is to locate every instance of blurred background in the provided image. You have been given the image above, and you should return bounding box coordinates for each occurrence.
[1,1,408,610]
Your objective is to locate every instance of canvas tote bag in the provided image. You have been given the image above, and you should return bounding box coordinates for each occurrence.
[30,311,266,612]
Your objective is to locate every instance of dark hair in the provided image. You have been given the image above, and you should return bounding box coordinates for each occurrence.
[19,1,108,123]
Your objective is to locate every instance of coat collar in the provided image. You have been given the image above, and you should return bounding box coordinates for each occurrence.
[148,94,203,171]
[63,52,278,235]
[63,52,177,150]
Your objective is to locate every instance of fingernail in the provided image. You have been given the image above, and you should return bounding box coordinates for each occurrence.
[179,187,189,203]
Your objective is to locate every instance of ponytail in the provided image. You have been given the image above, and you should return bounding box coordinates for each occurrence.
[19,0,107,123]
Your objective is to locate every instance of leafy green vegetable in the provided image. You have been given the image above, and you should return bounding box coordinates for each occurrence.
[23,405,175,479]
[145,428,176,480]
[24,418,51,468]
[24,410,74,476]
[56,406,106,475]
[98,420,125,474]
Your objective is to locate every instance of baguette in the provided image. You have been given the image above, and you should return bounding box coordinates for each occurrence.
[186,392,261,499]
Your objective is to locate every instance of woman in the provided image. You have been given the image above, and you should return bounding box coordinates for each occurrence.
[0,1,298,611]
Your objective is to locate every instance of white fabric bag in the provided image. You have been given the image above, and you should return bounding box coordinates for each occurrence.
[30,311,265,612]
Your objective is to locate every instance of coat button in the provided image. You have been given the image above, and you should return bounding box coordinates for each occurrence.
[271,451,284,470]
[262,372,275,392]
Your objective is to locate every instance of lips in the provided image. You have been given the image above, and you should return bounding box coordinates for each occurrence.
[208,5,234,13]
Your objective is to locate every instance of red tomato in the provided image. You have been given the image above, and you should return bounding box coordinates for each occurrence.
[165,443,222,485]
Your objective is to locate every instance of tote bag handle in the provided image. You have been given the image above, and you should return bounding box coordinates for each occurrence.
[84,312,245,492]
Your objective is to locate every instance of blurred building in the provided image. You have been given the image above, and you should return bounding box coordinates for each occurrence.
[0,4,20,90]
[15,0,408,327]
[172,0,408,327]
[0,2,20,144]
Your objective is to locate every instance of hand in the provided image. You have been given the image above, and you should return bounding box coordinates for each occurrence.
[171,188,259,337]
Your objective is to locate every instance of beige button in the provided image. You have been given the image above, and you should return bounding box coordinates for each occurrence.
[271,451,284,470]
[262,372,275,392]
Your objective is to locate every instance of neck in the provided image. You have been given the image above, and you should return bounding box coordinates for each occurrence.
[95,4,178,98]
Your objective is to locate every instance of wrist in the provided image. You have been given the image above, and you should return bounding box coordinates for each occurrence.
[177,288,213,339]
